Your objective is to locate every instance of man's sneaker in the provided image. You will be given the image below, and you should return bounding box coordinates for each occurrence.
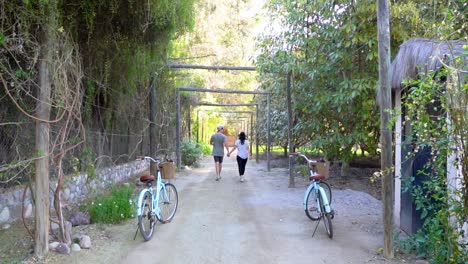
[240,176,245,182]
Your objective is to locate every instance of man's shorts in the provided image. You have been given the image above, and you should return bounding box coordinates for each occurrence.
[213,156,224,163]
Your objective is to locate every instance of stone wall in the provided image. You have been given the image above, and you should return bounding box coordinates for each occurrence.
[0,161,148,225]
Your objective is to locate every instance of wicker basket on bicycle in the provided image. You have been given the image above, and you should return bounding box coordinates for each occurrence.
[310,160,330,179]
[159,160,175,179]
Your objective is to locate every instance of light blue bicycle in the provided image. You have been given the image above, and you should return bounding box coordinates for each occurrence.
[135,156,178,241]
[290,152,334,239]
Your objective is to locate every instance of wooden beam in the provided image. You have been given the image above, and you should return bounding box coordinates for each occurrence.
[198,102,258,107]
[179,87,269,95]
[167,64,256,71]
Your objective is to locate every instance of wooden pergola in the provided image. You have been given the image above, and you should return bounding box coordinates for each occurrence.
[176,87,271,170]
[196,108,257,162]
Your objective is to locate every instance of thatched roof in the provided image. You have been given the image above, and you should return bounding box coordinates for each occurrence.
[391,38,467,90]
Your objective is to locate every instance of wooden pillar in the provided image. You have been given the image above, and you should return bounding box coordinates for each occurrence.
[188,105,191,142]
[196,110,200,143]
[377,0,394,258]
[250,113,253,155]
[267,93,271,171]
[287,72,295,188]
[201,118,205,143]
[148,73,157,172]
[176,89,181,169]
[256,104,259,163]
[148,75,155,144]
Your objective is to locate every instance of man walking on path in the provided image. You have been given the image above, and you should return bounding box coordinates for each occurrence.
[210,125,230,181]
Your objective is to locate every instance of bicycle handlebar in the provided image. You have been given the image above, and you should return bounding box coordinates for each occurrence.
[289,152,325,165]
[136,156,160,163]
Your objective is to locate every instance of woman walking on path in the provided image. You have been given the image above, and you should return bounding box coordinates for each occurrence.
[227,132,251,182]
[210,125,230,181]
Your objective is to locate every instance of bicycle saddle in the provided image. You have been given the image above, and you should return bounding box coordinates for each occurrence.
[309,174,326,181]
[140,174,156,183]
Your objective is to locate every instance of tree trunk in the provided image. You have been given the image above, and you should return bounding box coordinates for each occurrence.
[340,161,350,178]
[34,0,58,257]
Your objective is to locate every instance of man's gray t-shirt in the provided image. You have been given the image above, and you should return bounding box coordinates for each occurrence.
[211,133,226,157]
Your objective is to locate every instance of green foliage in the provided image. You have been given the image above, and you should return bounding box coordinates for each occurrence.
[198,142,212,155]
[80,146,97,180]
[0,33,6,46]
[256,0,382,164]
[181,140,202,166]
[84,185,135,224]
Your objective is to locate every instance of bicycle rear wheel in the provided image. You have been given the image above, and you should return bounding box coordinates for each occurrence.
[305,187,320,221]
[138,191,155,241]
[319,194,333,239]
[158,183,178,223]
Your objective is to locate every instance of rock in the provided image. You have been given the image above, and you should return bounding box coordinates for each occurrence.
[51,222,59,231]
[49,241,60,250]
[71,243,81,252]
[24,203,33,218]
[80,235,92,249]
[55,243,71,255]
[415,260,430,264]
[68,211,91,226]
[1,223,11,230]
[0,207,10,223]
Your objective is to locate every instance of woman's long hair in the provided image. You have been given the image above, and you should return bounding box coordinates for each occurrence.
[239,132,246,145]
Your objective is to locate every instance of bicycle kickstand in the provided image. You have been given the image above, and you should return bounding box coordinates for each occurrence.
[133,224,140,240]
[311,217,322,237]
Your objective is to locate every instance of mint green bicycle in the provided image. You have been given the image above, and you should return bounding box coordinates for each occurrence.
[290,152,334,239]
[135,156,178,241]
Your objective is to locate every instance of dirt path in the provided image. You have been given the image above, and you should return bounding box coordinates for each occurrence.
[34,155,413,264]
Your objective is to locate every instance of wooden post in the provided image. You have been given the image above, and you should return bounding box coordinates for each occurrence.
[287,72,295,188]
[377,0,394,259]
[267,93,271,171]
[201,117,204,143]
[176,90,181,169]
[188,105,191,142]
[148,73,157,172]
[196,110,200,143]
[256,104,259,163]
[250,113,253,155]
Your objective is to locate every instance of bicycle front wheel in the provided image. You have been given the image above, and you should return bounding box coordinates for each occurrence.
[305,187,320,221]
[319,194,333,239]
[138,191,155,241]
[158,183,178,223]
[319,181,332,205]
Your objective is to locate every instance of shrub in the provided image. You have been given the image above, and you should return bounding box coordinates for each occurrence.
[181,140,202,166]
[84,185,135,224]
[198,142,212,155]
